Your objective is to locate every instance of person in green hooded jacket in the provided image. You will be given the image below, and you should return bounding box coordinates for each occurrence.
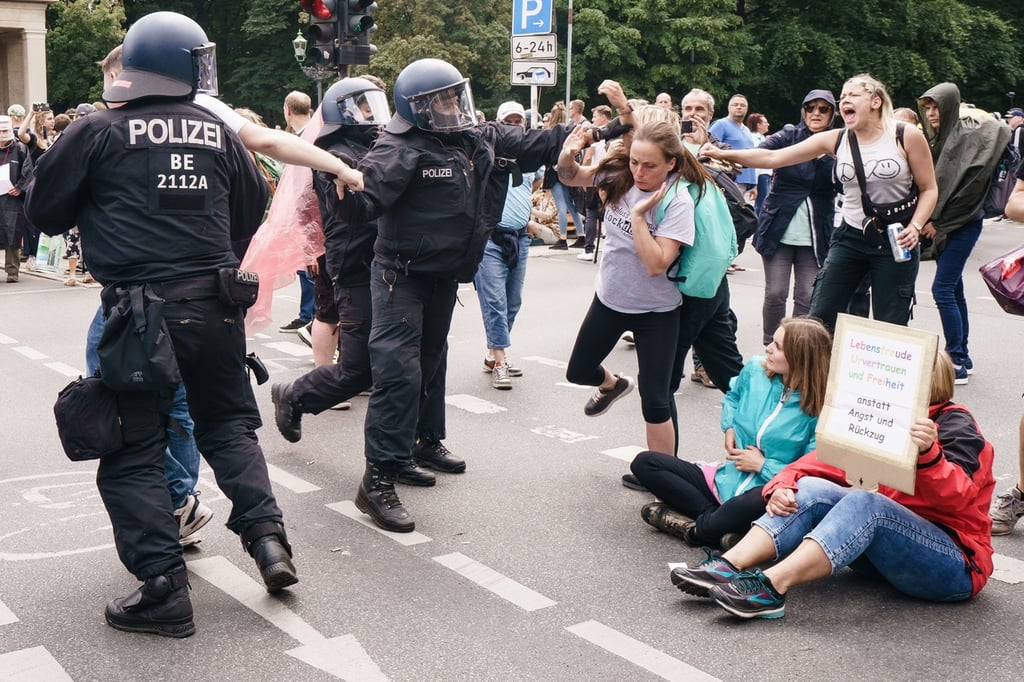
[917,83,1011,385]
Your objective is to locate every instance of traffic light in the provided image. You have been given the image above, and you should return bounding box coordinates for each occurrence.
[300,0,339,66]
[339,0,377,64]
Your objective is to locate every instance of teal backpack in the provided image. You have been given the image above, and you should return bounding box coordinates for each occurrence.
[659,178,738,299]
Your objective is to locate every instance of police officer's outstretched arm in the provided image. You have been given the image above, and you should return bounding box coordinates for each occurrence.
[226,127,270,249]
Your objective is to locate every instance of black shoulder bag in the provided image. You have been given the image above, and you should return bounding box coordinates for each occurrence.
[847,124,920,248]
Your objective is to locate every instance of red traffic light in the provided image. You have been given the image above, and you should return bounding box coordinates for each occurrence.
[300,0,336,20]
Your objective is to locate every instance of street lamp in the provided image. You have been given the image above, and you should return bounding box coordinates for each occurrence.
[291,30,335,106]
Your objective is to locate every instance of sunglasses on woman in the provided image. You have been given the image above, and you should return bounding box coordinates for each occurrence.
[803,104,833,115]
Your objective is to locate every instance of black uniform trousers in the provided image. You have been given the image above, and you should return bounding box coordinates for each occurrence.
[97,279,283,580]
[364,262,456,467]
[668,277,745,454]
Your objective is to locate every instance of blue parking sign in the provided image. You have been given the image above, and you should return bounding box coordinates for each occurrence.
[512,0,552,36]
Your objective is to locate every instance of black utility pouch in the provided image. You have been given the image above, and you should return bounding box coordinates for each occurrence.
[217,267,260,309]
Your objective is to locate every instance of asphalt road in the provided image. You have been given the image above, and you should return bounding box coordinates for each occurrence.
[1,219,1023,681]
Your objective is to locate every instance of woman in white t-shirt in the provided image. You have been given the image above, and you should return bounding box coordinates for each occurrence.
[557,115,715,456]
[701,74,937,331]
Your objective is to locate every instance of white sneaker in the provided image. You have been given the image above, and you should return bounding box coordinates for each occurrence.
[330,401,352,410]
[483,356,522,377]
[296,322,313,348]
[491,363,512,390]
[577,251,595,261]
[174,492,213,544]
[991,485,1024,535]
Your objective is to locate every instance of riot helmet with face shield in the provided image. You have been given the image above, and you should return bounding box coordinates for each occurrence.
[103,11,218,103]
[317,77,391,147]
[389,59,476,134]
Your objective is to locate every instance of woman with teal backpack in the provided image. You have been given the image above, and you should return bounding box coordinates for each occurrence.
[632,316,832,549]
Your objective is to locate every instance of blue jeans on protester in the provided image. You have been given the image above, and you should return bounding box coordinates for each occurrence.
[297,269,315,322]
[474,235,530,350]
[550,182,583,238]
[931,215,983,367]
[86,304,200,510]
[753,477,974,602]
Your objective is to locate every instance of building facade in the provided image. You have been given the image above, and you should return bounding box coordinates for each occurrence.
[1,0,53,113]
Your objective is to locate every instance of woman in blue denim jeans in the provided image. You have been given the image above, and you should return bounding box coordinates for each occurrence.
[670,351,995,619]
[916,82,1011,384]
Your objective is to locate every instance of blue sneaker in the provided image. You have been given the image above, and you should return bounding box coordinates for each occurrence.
[669,547,740,597]
[709,569,786,619]
[953,363,968,386]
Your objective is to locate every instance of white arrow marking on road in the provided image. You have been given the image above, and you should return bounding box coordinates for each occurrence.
[522,355,568,369]
[325,501,432,546]
[433,552,556,611]
[12,346,47,360]
[263,341,313,357]
[0,332,16,344]
[44,361,83,377]
[567,620,721,682]
[993,552,1024,584]
[266,463,322,493]
[0,597,18,625]
[531,425,600,444]
[600,445,646,462]
[187,555,324,645]
[286,635,389,682]
[445,394,507,414]
[556,382,592,390]
[0,646,73,681]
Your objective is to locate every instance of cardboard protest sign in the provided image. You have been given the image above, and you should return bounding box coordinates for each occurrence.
[815,314,937,495]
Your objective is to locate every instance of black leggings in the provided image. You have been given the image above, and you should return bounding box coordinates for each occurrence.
[631,450,767,544]
[565,295,679,424]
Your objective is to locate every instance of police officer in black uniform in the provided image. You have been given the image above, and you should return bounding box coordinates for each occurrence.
[271,77,436,484]
[341,59,596,532]
[25,12,297,638]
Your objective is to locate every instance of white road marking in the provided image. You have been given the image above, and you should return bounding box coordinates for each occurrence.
[555,381,592,390]
[600,445,646,462]
[266,463,322,493]
[432,552,556,611]
[523,355,568,369]
[566,620,721,682]
[0,646,73,681]
[187,555,323,645]
[0,597,18,625]
[325,501,432,546]
[260,357,292,374]
[531,425,600,444]
[0,332,16,344]
[263,341,312,357]
[12,346,47,360]
[251,332,272,339]
[286,634,389,682]
[992,552,1024,584]
[44,361,83,377]
[445,394,507,414]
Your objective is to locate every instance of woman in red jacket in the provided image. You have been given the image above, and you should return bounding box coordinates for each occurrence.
[670,350,995,619]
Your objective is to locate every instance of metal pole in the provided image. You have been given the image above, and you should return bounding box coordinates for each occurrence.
[531,84,539,129]
[564,0,573,110]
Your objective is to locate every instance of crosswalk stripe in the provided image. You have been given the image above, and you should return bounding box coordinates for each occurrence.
[444,394,507,414]
[266,463,322,493]
[600,445,646,462]
[44,362,83,378]
[433,552,556,612]
[993,552,1024,584]
[0,646,73,681]
[12,346,47,360]
[566,620,721,682]
[262,341,312,357]
[325,501,432,546]
[522,355,568,369]
[0,333,16,344]
[0,597,18,625]
[187,555,323,646]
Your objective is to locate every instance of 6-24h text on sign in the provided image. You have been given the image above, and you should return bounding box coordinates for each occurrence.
[511,34,557,61]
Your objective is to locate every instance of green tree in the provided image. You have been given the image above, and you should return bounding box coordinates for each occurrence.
[44,0,126,112]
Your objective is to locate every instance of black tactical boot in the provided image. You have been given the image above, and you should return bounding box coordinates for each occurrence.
[355,463,415,532]
[412,439,467,473]
[396,461,436,487]
[105,565,195,638]
[241,521,299,593]
[271,382,302,443]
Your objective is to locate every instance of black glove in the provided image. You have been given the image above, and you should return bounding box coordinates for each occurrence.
[590,118,633,143]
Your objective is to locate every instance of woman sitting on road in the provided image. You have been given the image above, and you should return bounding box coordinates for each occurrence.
[701,74,937,331]
[632,317,831,549]
[670,351,995,620]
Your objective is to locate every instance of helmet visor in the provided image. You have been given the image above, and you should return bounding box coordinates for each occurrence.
[193,43,218,97]
[337,88,391,125]
[406,79,476,132]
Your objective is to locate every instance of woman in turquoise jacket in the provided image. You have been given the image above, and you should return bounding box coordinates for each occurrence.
[631,317,831,548]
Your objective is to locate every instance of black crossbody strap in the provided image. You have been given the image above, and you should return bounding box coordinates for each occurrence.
[846,129,876,215]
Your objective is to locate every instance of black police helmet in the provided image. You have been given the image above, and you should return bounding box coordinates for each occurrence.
[103,12,218,104]
[387,59,476,134]
[317,77,391,146]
